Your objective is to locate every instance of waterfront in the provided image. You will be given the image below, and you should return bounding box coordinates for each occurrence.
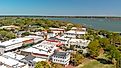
[46,18,121,32]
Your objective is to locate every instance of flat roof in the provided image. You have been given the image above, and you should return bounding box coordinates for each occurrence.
[49,27,65,30]
[33,58,46,62]
[3,52,25,60]
[65,30,86,34]
[0,37,32,46]
[53,52,70,57]
[22,47,51,56]
[0,56,25,67]
[24,35,43,39]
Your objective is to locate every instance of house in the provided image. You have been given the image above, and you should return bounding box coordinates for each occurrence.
[51,51,70,65]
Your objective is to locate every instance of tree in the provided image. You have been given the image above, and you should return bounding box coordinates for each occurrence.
[99,38,110,48]
[88,40,101,57]
[51,63,64,68]
[21,32,31,37]
[71,52,84,66]
[105,45,121,67]
[35,61,50,68]
[0,30,16,41]
[106,45,121,60]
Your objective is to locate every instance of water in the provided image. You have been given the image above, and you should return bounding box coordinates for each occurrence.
[45,18,121,32]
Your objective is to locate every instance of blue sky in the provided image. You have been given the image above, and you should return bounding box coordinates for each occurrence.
[0,0,121,16]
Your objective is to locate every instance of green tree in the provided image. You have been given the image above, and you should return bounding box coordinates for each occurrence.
[0,30,16,41]
[51,63,64,68]
[71,52,84,66]
[99,38,110,48]
[35,61,50,68]
[88,40,101,57]
[106,45,121,61]
[21,32,31,37]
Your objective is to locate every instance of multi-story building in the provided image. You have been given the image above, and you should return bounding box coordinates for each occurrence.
[51,51,70,65]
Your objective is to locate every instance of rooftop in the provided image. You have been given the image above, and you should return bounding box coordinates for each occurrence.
[65,30,86,34]
[22,47,53,56]
[54,52,70,57]
[3,52,25,60]
[0,37,32,46]
[24,35,43,39]
[0,56,25,67]
[49,27,65,31]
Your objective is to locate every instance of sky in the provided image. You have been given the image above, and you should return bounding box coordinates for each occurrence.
[0,0,121,16]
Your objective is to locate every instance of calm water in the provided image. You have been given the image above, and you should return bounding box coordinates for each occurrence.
[46,18,121,32]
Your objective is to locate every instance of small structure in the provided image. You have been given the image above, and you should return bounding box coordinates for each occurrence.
[52,51,70,65]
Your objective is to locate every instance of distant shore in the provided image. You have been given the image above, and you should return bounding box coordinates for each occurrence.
[0,15,121,18]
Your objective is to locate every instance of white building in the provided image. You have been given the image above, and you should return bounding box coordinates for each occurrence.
[52,51,70,65]
[3,52,25,60]
[49,27,65,34]
[58,36,70,46]
[0,37,34,55]
[67,39,90,54]
[68,39,90,47]
[22,41,57,59]
[64,27,87,38]
[0,55,29,68]
[24,35,44,43]
[64,30,86,38]
[0,25,19,30]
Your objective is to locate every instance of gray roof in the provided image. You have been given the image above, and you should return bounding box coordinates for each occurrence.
[53,52,69,57]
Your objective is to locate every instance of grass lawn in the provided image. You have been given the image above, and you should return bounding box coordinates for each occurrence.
[79,60,115,68]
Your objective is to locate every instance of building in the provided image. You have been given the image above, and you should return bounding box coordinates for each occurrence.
[64,27,86,38]
[68,39,90,47]
[0,37,34,55]
[0,55,29,68]
[49,27,65,35]
[21,41,57,60]
[51,51,70,65]
[64,30,86,38]
[2,52,25,60]
[0,25,20,30]
[67,39,90,54]
[24,35,44,43]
